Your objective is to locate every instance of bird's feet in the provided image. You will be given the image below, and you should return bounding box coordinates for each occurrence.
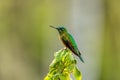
[63,47,68,50]
[62,47,69,52]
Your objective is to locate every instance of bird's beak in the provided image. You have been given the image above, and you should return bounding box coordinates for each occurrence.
[49,25,57,29]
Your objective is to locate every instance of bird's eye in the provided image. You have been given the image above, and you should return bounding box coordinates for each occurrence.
[60,28,63,31]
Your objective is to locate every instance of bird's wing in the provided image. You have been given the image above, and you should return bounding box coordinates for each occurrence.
[62,33,81,56]
[68,33,78,48]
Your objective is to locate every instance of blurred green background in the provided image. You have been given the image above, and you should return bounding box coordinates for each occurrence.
[0,0,120,80]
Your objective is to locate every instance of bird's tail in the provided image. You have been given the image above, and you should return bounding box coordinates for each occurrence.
[78,51,84,63]
[79,55,84,63]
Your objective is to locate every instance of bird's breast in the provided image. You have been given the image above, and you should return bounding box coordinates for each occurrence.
[58,33,69,47]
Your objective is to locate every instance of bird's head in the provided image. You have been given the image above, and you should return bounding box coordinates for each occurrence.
[50,25,67,34]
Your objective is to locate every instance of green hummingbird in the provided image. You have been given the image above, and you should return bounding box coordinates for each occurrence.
[50,25,84,63]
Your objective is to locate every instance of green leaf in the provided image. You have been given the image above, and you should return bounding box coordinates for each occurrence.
[73,67,82,80]
[44,49,82,80]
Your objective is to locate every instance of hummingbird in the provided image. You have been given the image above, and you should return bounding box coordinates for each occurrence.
[50,25,84,63]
